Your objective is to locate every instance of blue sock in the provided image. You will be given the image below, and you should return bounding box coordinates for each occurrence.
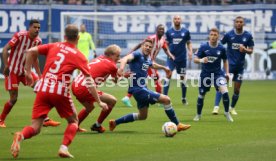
[222,92,230,112]
[164,105,179,125]
[163,79,170,95]
[231,94,239,108]
[115,113,137,126]
[181,82,187,99]
[197,96,204,115]
[214,91,222,106]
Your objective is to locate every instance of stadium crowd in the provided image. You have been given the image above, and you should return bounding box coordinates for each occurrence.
[0,0,275,5]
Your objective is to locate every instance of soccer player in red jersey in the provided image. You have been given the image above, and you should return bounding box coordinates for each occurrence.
[72,44,121,133]
[10,24,108,158]
[121,24,175,107]
[0,19,60,128]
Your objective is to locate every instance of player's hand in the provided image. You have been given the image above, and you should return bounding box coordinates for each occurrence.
[239,45,246,53]
[202,57,208,63]
[169,55,175,61]
[117,68,124,76]
[164,67,172,78]
[225,73,230,82]
[25,72,34,86]
[123,71,133,78]
[98,101,108,111]
[3,66,10,76]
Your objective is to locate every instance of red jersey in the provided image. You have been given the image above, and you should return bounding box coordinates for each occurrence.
[146,34,167,60]
[34,42,90,97]
[74,55,117,86]
[8,31,42,75]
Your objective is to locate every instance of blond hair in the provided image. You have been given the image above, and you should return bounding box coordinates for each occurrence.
[104,44,121,57]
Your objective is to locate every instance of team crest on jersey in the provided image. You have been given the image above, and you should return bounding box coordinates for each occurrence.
[181,33,185,36]
[217,51,221,55]
[243,37,247,42]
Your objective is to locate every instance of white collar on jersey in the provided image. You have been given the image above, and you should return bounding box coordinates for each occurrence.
[234,29,244,35]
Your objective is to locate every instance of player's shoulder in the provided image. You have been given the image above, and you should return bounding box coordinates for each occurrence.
[15,31,28,37]
[200,42,208,48]
[243,30,253,36]
[217,43,226,49]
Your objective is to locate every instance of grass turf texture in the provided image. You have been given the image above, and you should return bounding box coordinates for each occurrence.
[0,80,275,161]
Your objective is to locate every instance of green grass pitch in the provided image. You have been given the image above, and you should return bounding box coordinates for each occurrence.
[0,80,276,161]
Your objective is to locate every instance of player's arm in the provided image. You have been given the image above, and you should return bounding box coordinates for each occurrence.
[2,43,12,76]
[187,40,193,60]
[84,75,108,111]
[32,58,42,78]
[89,34,97,57]
[223,59,230,80]
[117,54,135,76]
[127,42,143,55]
[194,46,208,64]
[239,45,253,54]
[25,46,40,86]
[152,62,171,77]
[163,43,175,60]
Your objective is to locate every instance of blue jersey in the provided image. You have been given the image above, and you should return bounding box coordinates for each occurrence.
[221,29,254,68]
[196,42,227,74]
[166,27,191,62]
[129,51,152,90]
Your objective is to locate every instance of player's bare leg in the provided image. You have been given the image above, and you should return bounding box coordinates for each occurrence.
[0,90,18,128]
[77,102,95,132]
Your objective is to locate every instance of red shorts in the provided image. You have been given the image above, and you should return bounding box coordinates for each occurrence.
[147,68,159,80]
[72,82,103,104]
[32,92,76,119]
[5,72,38,91]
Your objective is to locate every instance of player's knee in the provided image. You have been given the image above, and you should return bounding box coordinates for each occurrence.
[10,98,17,105]
[162,95,171,105]
[234,89,240,95]
[109,97,117,107]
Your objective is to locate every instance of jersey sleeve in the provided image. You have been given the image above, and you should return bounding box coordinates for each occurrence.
[110,64,118,77]
[37,44,51,55]
[8,33,19,47]
[186,30,191,41]
[220,33,228,44]
[132,51,141,60]
[221,47,227,60]
[247,34,254,47]
[195,44,205,58]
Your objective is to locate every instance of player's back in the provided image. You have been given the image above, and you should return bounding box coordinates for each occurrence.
[34,42,89,96]
[74,55,117,86]
[9,31,42,75]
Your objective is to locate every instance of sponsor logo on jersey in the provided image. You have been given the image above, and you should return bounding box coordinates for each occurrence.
[173,38,182,44]
[207,56,218,63]
[232,43,240,50]
[142,63,149,71]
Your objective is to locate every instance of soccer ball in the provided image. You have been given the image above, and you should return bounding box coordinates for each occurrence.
[162,122,177,137]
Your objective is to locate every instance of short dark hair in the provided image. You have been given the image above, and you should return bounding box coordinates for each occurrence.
[65,24,79,41]
[29,19,40,26]
[235,16,244,21]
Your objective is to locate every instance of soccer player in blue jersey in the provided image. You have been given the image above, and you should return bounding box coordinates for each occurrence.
[194,28,233,122]
[109,39,191,132]
[212,16,254,115]
[163,15,193,105]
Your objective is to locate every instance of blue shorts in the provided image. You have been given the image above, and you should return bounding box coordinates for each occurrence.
[198,71,227,95]
[229,65,244,83]
[129,87,160,109]
[166,58,186,74]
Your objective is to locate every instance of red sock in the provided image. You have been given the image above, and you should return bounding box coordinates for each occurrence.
[78,108,90,126]
[127,93,132,98]
[155,80,162,93]
[22,126,36,140]
[97,105,113,124]
[0,101,14,121]
[62,123,78,146]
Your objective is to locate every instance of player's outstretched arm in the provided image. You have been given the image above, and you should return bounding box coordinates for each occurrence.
[152,62,171,77]
[117,54,134,76]
[2,43,11,76]
[85,75,108,111]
